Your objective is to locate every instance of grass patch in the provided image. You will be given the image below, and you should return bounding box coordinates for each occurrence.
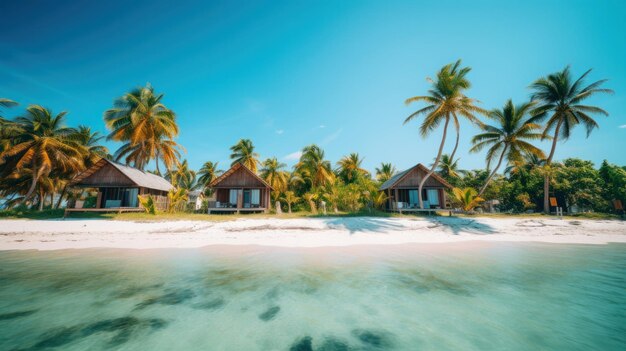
[0,208,621,221]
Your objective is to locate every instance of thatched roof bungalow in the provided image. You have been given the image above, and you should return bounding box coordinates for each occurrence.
[208,163,272,214]
[69,158,173,212]
[379,163,452,211]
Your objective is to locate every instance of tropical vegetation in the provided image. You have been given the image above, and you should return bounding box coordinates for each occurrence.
[1,63,622,217]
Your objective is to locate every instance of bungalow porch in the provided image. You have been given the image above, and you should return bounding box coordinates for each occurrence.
[379,163,453,213]
[207,163,272,214]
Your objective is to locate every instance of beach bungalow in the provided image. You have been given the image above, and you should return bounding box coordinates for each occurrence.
[66,158,173,214]
[379,163,453,212]
[207,163,272,214]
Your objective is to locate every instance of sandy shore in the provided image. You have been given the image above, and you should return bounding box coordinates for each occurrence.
[1,216,625,251]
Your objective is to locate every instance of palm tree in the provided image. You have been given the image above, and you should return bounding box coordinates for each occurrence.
[505,153,546,175]
[404,59,485,208]
[375,163,396,183]
[167,159,197,191]
[0,105,84,207]
[48,126,109,209]
[337,153,369,183]
[295,145,334,188]
[104,83,180,173]
[114,137,182,174]
[0,98,19,153]
[260,157,289,191]
[197,161,222,194]
[302,192,318,213]
[452,187,484,212]
[260,157,289,210]
[282,191,299,213]
[435,154,464,179]
[529,66,613,213]
[471,99,545,196]
[323,184,340,213]
[73,125,109,165]
[0,98,18,121]
[229,139,260,172]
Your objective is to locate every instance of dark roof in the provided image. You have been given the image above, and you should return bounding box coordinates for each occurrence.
[72,158,174,192]
[379,163,452,190]
[209,162,273,190]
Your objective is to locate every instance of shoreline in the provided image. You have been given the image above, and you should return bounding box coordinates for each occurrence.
[1,216,625,251]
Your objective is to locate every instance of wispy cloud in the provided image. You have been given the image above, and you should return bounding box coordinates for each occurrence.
[619,124,626,129]
[283,151,303,160]
[275,129,284,135]
[0,62,72,99]
[321,128,343,145]
[245,99,266,113]
[318,124,326,129]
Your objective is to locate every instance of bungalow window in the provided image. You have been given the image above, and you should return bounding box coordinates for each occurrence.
[251,189,260,206]
[229,189,238,205]
[408,190,418,205]
[427,189,439,206]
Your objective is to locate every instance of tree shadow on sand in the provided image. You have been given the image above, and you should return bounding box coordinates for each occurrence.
[321,217,410,235]
[321,215,496,236]
[423,217,496,235]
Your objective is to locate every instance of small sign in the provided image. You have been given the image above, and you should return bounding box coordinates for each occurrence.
[550,197,558,207]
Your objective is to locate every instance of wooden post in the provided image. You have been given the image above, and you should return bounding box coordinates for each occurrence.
[394,188,399,212]
[96,191,102,209]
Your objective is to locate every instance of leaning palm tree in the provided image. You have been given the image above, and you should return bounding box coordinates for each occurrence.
[404,59,486,208]
[295,145,335,188]
[375,163,396,183]
[104,84,179,173]
[529,66,613,213]
[471,99,545,196]
[197,161,222,194]
[230,139,260,172]
[337,153,369,183]
[0,105,84,207]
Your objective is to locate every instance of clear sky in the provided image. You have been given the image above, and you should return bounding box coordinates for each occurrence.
[1,0,625,174]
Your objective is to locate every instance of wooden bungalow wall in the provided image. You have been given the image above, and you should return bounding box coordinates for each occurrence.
[393,167,445,189]
[213,167,267,188]
[78,163,135,187]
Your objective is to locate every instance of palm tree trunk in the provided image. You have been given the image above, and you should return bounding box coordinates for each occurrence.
[55,185,68,209]
[23,165,42,205]
[419,115,450,209]
[288,203,292,213]
[543,121,562,214]
[479,145,508,196]
[449,128,460,163]
[38,189,45,211]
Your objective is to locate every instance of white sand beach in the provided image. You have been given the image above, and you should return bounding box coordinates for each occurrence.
[1,216,625,250]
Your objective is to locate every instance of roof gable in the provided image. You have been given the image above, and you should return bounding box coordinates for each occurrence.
[209,163,273,189]
[379,163,452,190]
[72,158,174,192]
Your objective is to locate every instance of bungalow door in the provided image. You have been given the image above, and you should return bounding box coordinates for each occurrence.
[427,189,440,208]
[229,189,241,208]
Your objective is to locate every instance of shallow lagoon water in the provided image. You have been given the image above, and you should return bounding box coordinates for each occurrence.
[0,242,625,350]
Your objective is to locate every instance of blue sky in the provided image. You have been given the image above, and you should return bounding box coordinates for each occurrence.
[1,0,625,174]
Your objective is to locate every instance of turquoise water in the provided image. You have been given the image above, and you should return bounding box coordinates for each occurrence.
[0,243,625,350]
